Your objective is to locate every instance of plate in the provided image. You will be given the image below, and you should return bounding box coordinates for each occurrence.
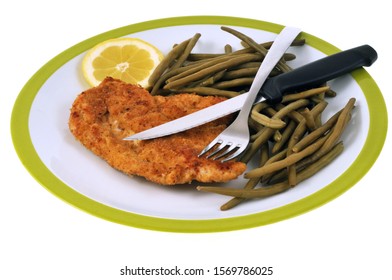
[11,16,387,232]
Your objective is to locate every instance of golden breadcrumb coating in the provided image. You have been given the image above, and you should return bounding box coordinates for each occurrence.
[69,77,246,185]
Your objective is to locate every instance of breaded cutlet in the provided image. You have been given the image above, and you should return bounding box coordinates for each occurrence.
[69,77,246,185]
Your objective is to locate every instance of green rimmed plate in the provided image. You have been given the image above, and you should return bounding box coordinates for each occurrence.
[11,16,387,232]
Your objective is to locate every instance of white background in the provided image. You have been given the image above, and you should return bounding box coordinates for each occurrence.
[2,0,390,279]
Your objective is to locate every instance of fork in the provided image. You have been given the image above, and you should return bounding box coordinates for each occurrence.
[198,26,301,162]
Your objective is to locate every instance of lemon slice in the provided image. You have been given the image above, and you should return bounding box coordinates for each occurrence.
[82,37,164,87]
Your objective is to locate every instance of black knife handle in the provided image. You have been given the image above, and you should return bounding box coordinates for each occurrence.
[259,44,377,103]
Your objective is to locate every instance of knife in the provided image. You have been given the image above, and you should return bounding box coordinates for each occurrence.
[124,44,377,141]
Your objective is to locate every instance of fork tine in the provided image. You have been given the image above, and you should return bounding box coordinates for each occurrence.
[198,139,222,157]
[206,141,229,159]
[221,146,247,162]
[212,143,240,160]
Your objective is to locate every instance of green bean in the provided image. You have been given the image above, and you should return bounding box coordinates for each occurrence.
[272,120,297,153]
[288,119,307,148]
[251,110,286,129]
[165,55,235,83]
[287,118,308,185]
[241,127,275,163]
[315,98,355,157]
[269,130,333,184]
[150,65,197,95]
[221,26,268,55]
[301,108,317,131]
[287,162,297,186]
[245,133,329,179]
[149,38,212,94]
[241,38,305,50]
[250,104,300,142]
[197,142,344,198]
[273,130,282,142]
[148,38,191,86]
[292,109,341,153]
[212,77,254,89]
[260,148,289,184]
[186,45,256,61]
[220,143,269,210]
[222,67,259,80]
[273,104,305,124]
[313,100,328,112]
[220,178,259,210]
[221,26,292,73]
[252,102,270,113]
[170,87,239,98]
[171,33,201,69]
[283,53,296,61]
[259,142,270,166]
[194,69,227,87]
[186,53,223,61]
[325,88,337,97]
[224,44,232,53]
[310,100,328,128]
[248,117,264,132]
[281,86,330,103]
[231,61,261,69]
[229,56,291,72]
[149,66,184,95]
[242,99,309,162]
[164,53,262,89]
[177,44,265,68]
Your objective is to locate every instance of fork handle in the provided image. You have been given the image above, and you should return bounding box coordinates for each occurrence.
[259,44,377,103]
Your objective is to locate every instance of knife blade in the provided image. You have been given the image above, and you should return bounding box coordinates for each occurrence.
[124,44,377,141]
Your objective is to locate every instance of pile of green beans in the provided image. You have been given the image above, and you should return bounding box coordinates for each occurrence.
[147,26,305,96]
[147,26,356,210]
[197,97,355,210]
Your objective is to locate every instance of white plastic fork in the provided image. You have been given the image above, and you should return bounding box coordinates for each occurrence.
[198,26,301,162]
